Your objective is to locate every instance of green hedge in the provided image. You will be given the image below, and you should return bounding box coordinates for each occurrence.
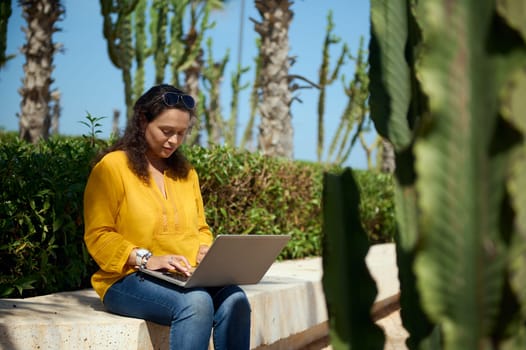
[0,134,396,298]
[186,145,329,259]
[0,135,100,298]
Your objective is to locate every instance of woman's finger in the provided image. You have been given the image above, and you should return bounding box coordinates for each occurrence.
[168,255,191,274]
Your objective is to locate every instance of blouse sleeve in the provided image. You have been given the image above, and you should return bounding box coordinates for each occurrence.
[83,156,135,273]
[191,169,214,246]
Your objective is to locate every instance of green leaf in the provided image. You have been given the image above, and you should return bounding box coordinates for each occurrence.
[0,285,15,298]
[14,276,37,296]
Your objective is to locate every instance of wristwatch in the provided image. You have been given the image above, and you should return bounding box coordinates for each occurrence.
[135,248,152,268]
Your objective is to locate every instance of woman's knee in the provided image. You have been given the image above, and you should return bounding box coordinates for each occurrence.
[230,289,251,314]
[179,289,215,323]
[216,286,251,318]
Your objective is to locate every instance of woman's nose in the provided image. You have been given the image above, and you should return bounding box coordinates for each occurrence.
[168,134,180,143]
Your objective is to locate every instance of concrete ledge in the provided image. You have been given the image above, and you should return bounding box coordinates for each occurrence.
[0,243,400,350]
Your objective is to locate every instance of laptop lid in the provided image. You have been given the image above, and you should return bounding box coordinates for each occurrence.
[139,234,290,288]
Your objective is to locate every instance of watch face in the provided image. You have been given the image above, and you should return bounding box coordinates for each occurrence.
[136,248,151,266]
[136,249,149,258]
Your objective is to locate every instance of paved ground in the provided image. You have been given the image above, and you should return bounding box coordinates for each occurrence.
[309,310,409,350]
[289,243,410,350]
[376,310,409,350]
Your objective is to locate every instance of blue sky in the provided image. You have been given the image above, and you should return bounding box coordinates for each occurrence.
[0,0,372,168]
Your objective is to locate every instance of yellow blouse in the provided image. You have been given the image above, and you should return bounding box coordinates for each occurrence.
[83,150,213,300]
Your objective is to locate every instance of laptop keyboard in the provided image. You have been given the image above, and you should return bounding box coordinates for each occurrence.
[162,271,190,282]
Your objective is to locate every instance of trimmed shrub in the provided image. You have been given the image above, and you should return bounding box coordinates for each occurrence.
[186,145,330,259]
[0,136,102,297]
[354,171,396,243]
[0,135,395,298]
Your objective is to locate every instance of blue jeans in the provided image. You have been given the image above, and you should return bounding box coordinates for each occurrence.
[103,272,251,350]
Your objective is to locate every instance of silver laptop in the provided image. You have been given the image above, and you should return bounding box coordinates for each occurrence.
[139,234,290,288]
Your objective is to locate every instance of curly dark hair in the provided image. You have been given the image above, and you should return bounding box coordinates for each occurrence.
[96,84,197,183]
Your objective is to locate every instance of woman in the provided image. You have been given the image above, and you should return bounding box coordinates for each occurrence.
[83,84,251,349]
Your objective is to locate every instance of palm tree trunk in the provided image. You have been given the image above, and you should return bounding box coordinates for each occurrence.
[50,90,60,135]
[253,0,294,159]
[112,109,120,138]
[380,137,395,173]
[18,0,63,143]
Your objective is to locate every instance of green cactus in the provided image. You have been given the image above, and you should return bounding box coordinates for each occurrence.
[101,0,218,128]
[317,11,349,162]
[167,0,188,87]
[324,0,526,349]
[170,0,216,89]
[150,0,169,84]
[369,2,435,346]
[225,64,250,147]
[100,0,138,122]
[201,37,229,146]
[326,37,370,166]
[240,38,263,151]
[322,169,385,349]
[0,0,15,69]
[132,0,147,100]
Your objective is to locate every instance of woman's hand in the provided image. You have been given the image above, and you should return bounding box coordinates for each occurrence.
[145,255,192,276]
[196,245,209,264]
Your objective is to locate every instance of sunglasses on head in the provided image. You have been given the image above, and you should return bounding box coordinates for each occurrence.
[162,92,196,109]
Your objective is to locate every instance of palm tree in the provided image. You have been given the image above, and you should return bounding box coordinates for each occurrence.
[252,0,294,159]
[18,0,64,143]
[379,138,394,173]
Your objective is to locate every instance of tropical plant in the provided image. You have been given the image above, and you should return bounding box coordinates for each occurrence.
[0,0,15,69]
[377,138,395,173]
[225,63,251,147]
[316,10,349,162]
[252,0,294,159]
[132,0,147,101]
[200,37,230,146]
[178,0,221,98]
[239,38,262,152]
[100,0,218,122]
[100,0,138,121]
[323,0,526,349]
[18,0,64,143]
[325,37,372,167]
[322,169,385,349]
[79,112,106,147]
